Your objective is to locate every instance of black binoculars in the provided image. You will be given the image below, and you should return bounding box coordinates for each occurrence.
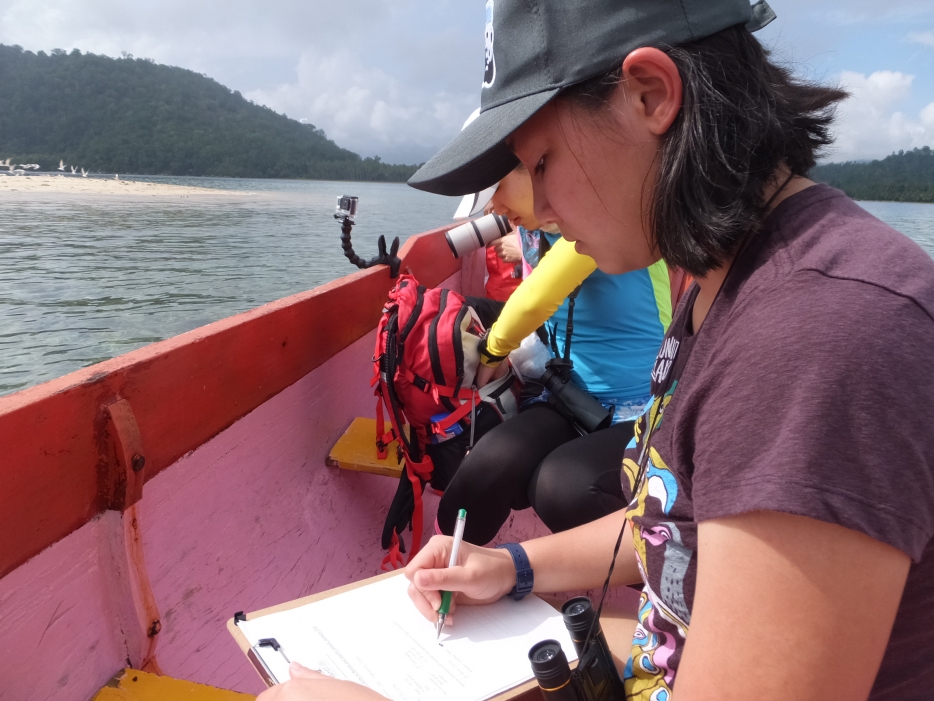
[540,358,612,434]
[528,597,626,701]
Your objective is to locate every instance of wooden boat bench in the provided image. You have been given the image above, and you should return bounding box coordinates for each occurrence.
[91,668,254,701]
[327,417,404,478]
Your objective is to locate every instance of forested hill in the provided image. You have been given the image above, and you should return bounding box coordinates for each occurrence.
[810,147,934,203]
[0,45,417,181]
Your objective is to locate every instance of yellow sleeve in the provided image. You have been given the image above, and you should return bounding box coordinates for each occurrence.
[485,237,597,359]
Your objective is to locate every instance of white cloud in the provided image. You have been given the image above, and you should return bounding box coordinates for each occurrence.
[0,0,483,163]
[245,47,476,165]
[908,31,934,48]
[827,70,934,161]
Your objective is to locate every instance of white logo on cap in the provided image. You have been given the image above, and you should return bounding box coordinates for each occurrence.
[483,0,496,88]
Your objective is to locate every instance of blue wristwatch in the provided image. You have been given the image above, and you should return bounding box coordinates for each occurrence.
[495,542,534,601]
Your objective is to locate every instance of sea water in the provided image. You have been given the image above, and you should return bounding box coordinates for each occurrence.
[0,178,932,396]
[0,177,458,395]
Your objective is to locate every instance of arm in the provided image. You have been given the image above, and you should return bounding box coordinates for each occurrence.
[405,509,642,623]
[674,510,910,701]
[483,237,596,360]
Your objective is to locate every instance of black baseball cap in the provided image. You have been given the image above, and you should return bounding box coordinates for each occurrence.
[409,0,776,196]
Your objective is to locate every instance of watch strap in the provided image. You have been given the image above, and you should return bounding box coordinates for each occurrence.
[478,334,508,367]
[495,542,534,601]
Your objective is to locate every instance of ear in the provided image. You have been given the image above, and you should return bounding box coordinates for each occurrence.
[619,48,683,136]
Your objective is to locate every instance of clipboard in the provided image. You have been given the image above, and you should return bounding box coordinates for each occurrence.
[228,571,544,701]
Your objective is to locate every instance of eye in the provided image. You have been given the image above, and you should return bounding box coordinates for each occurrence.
[534,156,546,175]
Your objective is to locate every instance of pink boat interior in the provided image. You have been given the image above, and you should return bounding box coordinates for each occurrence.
[0,227,566,700]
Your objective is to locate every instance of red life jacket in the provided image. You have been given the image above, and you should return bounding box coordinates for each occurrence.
[485,245,522,302]
[373,274,518,568]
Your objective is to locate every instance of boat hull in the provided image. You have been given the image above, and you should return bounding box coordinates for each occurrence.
[0,228,561,699]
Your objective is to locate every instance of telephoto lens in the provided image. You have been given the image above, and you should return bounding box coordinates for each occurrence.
[445,212,513,259]
[528,640,579,701]
[560,597,627,701]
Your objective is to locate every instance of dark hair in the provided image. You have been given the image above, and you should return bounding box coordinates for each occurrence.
[561,25,848,277]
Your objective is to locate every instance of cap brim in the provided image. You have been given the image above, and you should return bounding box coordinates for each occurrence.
[453,183,498,219]
[409,89,560,196]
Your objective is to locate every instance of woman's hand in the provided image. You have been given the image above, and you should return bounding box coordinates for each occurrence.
[475,361,510,388]
[404,535,516,624]
[256,662,388,701]
[491,236,522,264]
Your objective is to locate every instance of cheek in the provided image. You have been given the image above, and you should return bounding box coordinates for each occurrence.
[541,160,601,229]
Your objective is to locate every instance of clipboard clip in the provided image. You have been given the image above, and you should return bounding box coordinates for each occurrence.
[248,638,292,687]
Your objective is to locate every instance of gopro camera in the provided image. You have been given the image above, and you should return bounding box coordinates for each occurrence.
[335,195,359,223]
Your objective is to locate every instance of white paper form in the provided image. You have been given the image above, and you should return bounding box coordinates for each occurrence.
[237,574,578,701]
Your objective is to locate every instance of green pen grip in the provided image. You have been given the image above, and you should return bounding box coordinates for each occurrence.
[438,590,453,616]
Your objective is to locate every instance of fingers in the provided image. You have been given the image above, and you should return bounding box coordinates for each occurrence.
[413,565,465,593]
[289,662,327,680]
[405,538,517,622]
[406,535,470,622]
[475,363,495,387]
[407,579,442,623]
[405,535,452,576]
[412,557,496,603]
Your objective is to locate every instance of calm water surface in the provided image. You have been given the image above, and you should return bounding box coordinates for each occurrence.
[1,180,932,396]
[0,176,458,395]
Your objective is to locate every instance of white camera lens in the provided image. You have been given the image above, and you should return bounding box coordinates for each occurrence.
[445,213,513,259]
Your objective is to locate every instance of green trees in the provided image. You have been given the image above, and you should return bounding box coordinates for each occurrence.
[0,44,418,181]
[810,147,934,203]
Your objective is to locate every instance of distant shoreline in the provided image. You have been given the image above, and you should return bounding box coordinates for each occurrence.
[0,173,236,196]
[853,198,934,206]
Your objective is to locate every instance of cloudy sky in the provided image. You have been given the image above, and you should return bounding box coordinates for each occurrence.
[1,0,932,164]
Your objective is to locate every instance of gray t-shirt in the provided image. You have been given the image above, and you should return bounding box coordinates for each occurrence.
[621,184,934,700]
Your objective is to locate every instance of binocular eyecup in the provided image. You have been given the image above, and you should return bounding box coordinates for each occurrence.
[528,596,627,701]
[529,640,577,700]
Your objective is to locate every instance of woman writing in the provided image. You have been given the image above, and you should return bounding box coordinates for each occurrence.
[261,0,934,698]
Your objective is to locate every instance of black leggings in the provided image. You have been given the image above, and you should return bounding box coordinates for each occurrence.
[437,405,635,545]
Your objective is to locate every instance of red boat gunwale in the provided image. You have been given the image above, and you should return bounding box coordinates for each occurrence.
[0,225,469,579]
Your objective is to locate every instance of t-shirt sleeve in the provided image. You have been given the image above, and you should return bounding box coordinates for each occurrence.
[690,272,934,561]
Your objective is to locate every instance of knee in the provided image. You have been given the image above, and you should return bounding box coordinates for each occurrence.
[530,450,624,533]
[471,422,529,471]
[529,454,583,526]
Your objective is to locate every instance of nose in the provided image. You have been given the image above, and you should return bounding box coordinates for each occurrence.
[531,182,557,229]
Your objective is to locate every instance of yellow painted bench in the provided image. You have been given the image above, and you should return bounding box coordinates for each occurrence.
[91,668,253,701]
[327,417,404,478]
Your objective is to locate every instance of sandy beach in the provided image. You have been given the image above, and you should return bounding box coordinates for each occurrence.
[0,173,237,196]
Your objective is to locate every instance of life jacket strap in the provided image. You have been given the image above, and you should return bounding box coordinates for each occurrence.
[375,396,389,460]
[381,531,406,571]
[432,392,480,434]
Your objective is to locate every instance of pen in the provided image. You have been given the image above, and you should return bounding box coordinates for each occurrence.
[436,508,467,640]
